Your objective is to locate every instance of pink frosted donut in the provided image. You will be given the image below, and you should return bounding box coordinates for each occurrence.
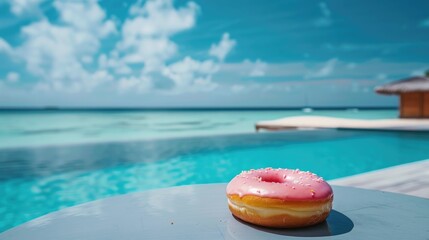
[226,168,333,228]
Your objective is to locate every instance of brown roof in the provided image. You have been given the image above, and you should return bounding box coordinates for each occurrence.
[375,76,429,95]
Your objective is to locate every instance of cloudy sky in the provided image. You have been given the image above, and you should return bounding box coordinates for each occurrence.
[0,0,428,107]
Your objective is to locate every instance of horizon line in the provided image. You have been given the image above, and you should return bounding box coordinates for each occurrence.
[0,106,398,111]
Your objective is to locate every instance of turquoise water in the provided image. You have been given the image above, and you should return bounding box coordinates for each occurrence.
[0,109,397,148]
[0,128,428,232]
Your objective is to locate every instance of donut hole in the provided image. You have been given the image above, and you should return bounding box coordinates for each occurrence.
[259,175,284,183]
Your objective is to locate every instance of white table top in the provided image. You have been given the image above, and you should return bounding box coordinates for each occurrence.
[1,184,428,240]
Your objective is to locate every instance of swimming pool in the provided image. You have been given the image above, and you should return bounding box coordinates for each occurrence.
[1,129,428,232]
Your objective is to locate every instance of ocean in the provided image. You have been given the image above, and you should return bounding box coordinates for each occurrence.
[0,108,397,149]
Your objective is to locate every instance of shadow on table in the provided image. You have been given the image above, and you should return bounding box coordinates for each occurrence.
[231,210,353,237]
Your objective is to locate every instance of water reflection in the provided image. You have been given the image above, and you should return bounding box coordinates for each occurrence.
[0,130,357,180]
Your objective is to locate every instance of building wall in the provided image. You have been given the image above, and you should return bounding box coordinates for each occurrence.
[424,93,429,118]
[400,92,429,118]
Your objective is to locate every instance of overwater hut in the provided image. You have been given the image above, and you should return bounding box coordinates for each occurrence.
[376,71,429,118]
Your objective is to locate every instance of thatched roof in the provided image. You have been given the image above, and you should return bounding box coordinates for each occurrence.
[375,76,429,95]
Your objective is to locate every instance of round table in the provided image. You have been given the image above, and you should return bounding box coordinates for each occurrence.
[1,184,428,239]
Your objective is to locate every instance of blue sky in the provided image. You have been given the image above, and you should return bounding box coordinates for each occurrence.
[0,0,428,107]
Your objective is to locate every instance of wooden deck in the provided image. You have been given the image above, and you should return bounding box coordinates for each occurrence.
[329,159,429,198]
[256,116,429,131]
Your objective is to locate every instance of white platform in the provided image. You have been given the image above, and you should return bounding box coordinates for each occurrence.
[256,116,429,131]
[329,159,429,199]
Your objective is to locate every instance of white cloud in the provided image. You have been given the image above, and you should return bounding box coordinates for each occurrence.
[346,63,357,69]
[221,61,307,78]
[81,55,93,64]
[410,69,428,76]
[247,59,267,77]
[3,0,239,96]
[376,73,387,80]
[118,76,152,92]
[209,33,236,61]
[9,0,116,92]
[116,0,199,72]
[6,72,20,82]
[306,58,337,78]
[162,56,219,92]
[229,83,290,94]
[128,0,199,36]
[220,59,429,83]
[122,37,177,70]
[314,2,332,27]
[231,84,245,93]
[19,20,90,80]
[0,38,13,55]
[33,70,114,93]
[319,2,331,18]
[223,59,267,77]
[112,0,227,94]
[8,0,44,16]
[85,70,114,91]
[54,1,117,37]
[98,54,132,75]
[420,18,429,27]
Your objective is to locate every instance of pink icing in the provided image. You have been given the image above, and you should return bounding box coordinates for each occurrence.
[226,168,333,201]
